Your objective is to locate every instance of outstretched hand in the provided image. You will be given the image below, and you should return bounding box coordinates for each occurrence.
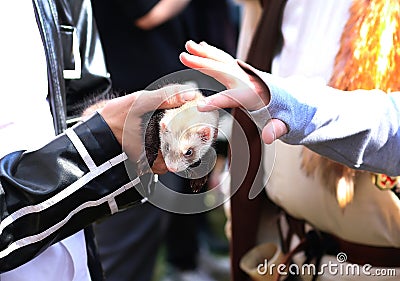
[180,40,269,111]
[179,40,288,144]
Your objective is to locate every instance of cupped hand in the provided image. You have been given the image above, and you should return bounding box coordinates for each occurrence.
[100,84,196,173]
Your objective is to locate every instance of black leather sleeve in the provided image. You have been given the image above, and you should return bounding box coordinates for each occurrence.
[0,113,143,272]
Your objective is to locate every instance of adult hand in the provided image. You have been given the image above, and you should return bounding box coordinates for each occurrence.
[180,40,287,144]
[180,40,269,111]
[99,84,195,173]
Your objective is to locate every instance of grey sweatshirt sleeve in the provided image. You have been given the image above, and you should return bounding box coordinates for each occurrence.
[238,60,400,176]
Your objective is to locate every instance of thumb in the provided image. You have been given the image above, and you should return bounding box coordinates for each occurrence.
[197,89,242,112]
[261,119,288,144]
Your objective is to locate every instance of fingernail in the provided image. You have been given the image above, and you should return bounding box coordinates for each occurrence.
[197,99,207,108]
[182,91,196,101]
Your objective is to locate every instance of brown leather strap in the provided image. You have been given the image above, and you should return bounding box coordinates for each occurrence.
[274,237,308,281]
[230,1,287,281]
[230,108,266,281]
[246,0,287,71]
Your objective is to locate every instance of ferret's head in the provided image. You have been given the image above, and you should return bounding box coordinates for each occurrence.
[159,104,219,174]
[160,122,217,173]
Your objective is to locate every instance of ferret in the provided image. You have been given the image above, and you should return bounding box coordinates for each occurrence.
[78,88,219,193]
[143,88,219,192]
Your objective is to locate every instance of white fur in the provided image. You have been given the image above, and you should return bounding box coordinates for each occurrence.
[160,90,219,172]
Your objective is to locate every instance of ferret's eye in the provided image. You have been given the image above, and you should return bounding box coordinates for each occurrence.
[164,144,169,152]
[184,149,193,157]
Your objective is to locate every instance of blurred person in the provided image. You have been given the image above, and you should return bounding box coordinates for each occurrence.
[89,2,195,280]
[235,2,400,280]
[90,0,237,280]
[162,2,238,281]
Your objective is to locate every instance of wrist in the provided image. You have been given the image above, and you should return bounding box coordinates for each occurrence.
[236,59,271,111]
[99,98,125,145]
[249,72,270,109]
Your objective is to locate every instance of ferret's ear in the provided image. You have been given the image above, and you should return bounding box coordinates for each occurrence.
[197,126,211,142]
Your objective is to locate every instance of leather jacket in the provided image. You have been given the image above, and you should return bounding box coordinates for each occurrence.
[0,0,143,274]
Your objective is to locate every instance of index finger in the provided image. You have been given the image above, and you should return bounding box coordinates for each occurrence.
[179,52,230,80]
[184,40,235,63]
[134,84,195,115]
